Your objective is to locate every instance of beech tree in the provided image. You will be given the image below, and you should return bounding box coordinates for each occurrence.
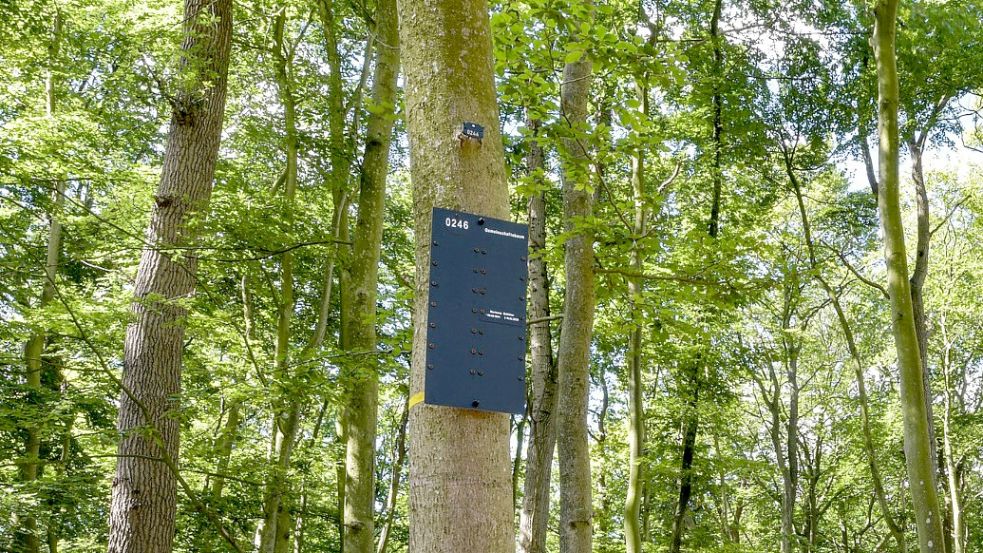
[397,0,515,549]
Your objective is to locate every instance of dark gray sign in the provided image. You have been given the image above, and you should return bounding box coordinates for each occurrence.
[424,207,528,414]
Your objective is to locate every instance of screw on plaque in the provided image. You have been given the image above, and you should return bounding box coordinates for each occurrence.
[459,122,485,146]
[430,301,438,307]
[429,322,436,328]
[428,342,436,350]
[472,400,480,408]
[427,363,434,370]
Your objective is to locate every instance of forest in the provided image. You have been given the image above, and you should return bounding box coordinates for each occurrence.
[1,0,982,551]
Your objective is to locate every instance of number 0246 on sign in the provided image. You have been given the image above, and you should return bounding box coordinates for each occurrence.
[423,207,529,414]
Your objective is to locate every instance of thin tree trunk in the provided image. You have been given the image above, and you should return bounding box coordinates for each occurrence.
[107,0,232,551]
[940,323,965,553]
[16,11,63,553]
[517,117,558,553]
[512,413,527,510]
[670,1,722,547]
[556,9,595,550]
[783,346,799,553]
[789,169,906,551]
[341,2,399,550]
[907,137,942,494]
[872,3,948,551]
[624,83,647,553]
[398,0,515,548]
[199,400,241,553]
[208,401,241,502]
[259,13,302,551]
[376,400,408,553]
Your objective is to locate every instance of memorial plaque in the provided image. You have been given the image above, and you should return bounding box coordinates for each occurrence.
[424,207,528,414]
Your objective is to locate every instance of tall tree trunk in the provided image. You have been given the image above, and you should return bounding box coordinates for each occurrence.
[872,2,947,551]
[517,117,558,553]
[259,13,302,551]
[200,400,240,553]
[107,0,232,551]
[208,400,241,503]
[341,1,399,550]
[907,137,941,490]
[512,413,528,509]
[397,0,515,548]
[670,2,722,548]
[17,11,63,553]
[556,10,595,551]
[668,367,699,553]
[624,83,647,553]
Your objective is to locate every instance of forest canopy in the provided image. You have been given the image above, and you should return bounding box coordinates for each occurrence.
[1,0,982,551]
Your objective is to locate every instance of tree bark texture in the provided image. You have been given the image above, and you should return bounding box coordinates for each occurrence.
[556,22,595,553]
[517,117,558,553]
[107,0,232,551]
[397,0,515,548]
[872,2,948,551]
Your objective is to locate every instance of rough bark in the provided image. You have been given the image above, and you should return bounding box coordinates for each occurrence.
[872,3,948,551]
[556,17,595,553]
[517,117,558,553]
[397,0,515,548]
[340,1,399,550]
[107,0,232,551]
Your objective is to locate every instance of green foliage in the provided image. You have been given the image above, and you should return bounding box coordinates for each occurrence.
[2,0,982,551]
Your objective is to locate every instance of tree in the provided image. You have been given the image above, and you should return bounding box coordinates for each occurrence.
[871,0,947,550]
[397,0,515,549]
[555,1,595,551]
[340,0,399,549]
[106,0,232,551]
